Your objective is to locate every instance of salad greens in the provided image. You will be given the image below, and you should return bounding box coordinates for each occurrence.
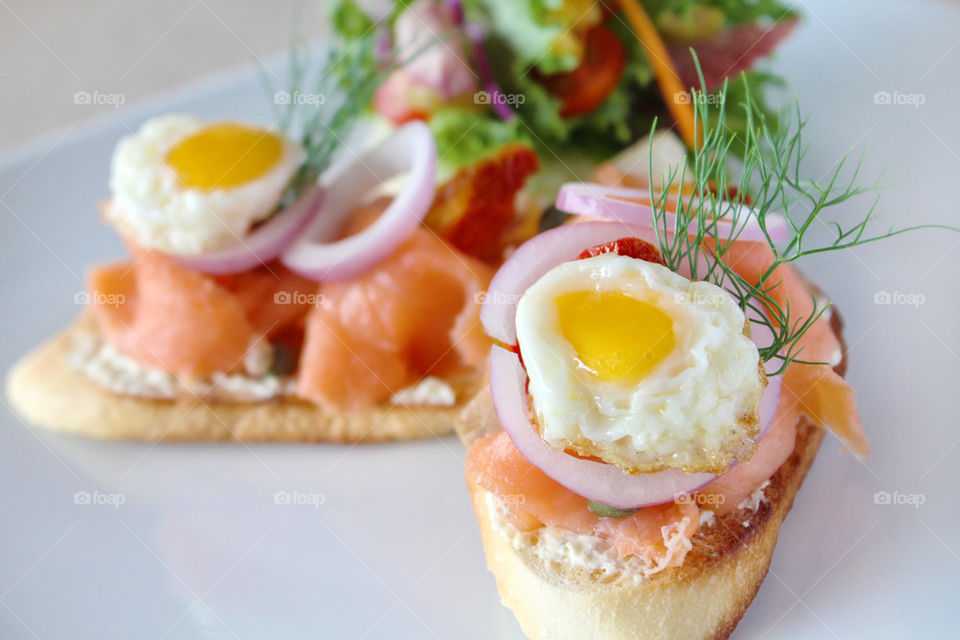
[429,108,530,171]
[643,0,796,28]
[329,0,794,175]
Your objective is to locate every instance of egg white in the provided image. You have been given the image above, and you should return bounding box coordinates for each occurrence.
[515,253,764,473]
[107,114,305,255]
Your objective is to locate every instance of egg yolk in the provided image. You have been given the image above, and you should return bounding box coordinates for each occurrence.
[557,290,675,383]
[165,123,283,190]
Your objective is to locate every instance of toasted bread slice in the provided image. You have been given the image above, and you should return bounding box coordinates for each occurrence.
[467,418,823,640]
[6,321,478,442]
[458,299,847,640]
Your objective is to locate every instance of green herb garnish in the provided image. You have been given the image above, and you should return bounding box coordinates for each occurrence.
[268,343,298,377]
[265,20,389,200]
[588,500,640,518]
[260,4,441,202]
[648,59,958,375]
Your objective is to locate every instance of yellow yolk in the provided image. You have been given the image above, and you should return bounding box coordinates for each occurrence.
[557,290,675,383]
[165,123,283,190]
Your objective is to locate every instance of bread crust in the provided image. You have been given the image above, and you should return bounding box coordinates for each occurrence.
[6,322,476,442]
[461,295,848,640]
[468,419,823,640]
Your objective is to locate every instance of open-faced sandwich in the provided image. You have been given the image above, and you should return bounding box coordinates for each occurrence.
[6,24,540,443]
[457,80,954,639]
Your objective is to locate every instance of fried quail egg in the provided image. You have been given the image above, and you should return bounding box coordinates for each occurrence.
[515,252,765,475]
[107,115,305,255]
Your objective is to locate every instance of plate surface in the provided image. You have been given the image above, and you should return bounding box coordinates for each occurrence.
[2,1,959,638]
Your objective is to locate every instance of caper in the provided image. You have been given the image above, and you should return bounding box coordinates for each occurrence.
[588,500,640,518]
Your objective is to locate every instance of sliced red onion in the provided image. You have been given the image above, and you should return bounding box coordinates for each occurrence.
[484,220,785,506]
[490,346,716,509]
[280,121,436,281]
[444,0,464,25]
[394,0,476,101]
[375,31,392,64]
[556,182,789,243]
[481,221,657,345]
[670,18,799,92]
[749,307,782,440]
[464,23,515,121]
[746,309,783,440]
[491,348,782,508]
[176,185,324,275]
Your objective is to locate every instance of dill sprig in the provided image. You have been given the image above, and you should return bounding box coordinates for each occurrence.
[649,70,957,375]
[258,7,395,202]
[267,35,387,200]
[259,5,442,203]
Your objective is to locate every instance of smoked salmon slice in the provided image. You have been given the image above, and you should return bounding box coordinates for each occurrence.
[724,241,869,456]
[213,262,319,337]
[696,397,798,515]
[296,227,493,410]
[87,199,492,410]
[467,431,699,565]
[88,250,316,378]
[783,365,867,455]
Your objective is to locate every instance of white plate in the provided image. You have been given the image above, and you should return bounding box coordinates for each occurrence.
[2,1,959,638]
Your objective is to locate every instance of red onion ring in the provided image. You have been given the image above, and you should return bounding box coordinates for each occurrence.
[464,23,515,121]
[556,182,789,243]
[176,185,324,275]
[490,346,715,509]
[394,1,477,101]
[444,0,464,25]
[491,346,782,509]
[484,220,784,507]
[281,121,437,281]
[481,221,655,345]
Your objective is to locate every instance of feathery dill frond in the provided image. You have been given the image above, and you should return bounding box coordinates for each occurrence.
[650,61,956,374]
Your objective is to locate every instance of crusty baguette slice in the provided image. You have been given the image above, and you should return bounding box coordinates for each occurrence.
[6,321,477,442]
[467,418,823,640]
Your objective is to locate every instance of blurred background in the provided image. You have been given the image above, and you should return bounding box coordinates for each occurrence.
[0,0,336,152]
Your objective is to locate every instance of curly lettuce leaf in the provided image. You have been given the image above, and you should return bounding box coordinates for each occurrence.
[463,0,591,74]
[331,0,376,39]
[481,14,656,156]
[645,0,796,27]
[331,0,413,37]
[429,108,530,176]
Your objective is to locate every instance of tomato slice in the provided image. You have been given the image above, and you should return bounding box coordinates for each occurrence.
[577,237,664,265]
[535,24,627,118]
